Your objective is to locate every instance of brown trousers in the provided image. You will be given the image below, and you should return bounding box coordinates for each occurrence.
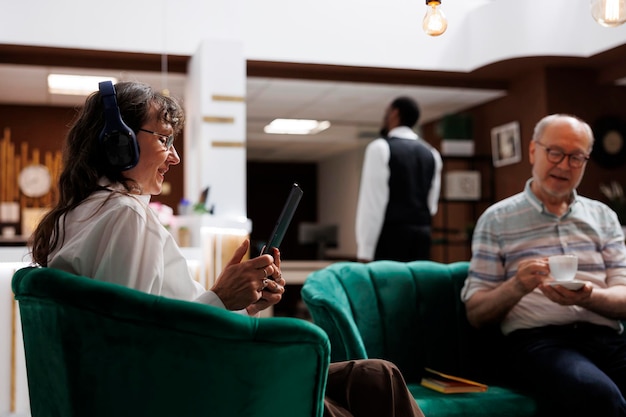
[323,359,424,417]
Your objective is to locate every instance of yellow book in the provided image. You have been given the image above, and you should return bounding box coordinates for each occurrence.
[420,368,488,394]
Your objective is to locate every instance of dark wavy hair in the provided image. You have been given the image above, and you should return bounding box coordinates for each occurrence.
[30,81,184,266]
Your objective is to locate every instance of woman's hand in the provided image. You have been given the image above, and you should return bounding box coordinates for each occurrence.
[211,239,277,310]
[247,246,285,316]
[210,240,285,313]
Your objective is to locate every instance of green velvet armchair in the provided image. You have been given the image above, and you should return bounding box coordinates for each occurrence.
[13,266,330,417]
[301,260,537,417]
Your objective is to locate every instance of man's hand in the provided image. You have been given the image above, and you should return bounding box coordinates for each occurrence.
[540,281,592,306]
[466,257,551,328]
[515,257,551,294]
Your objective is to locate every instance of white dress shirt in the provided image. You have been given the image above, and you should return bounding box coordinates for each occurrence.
[355,126,442,261]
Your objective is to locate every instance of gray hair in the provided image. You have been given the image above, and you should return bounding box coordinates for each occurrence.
[532,114,594,148]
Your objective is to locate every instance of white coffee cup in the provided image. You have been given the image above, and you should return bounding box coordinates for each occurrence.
[549,255,578,281]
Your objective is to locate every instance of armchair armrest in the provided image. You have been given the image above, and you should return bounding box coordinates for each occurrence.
[301,262,368,362]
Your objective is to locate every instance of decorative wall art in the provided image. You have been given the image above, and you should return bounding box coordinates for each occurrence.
[491,121,522,167]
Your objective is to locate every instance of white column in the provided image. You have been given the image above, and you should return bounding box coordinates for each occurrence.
[183,39,251,284]
[184,39,247,221]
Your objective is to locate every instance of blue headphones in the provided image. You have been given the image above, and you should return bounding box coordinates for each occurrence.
[98,81,139,170]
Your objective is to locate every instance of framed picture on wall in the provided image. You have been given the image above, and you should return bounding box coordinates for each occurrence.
[491,121,522,167]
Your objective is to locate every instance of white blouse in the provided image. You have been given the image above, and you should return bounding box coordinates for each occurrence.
[48,184,226,308]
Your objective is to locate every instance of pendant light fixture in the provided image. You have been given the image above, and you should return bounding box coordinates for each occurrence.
[160,1,170,96]
[423,0,448,36]
[591,0,626,27]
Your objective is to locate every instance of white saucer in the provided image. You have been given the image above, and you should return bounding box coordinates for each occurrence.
[546,280,585,290]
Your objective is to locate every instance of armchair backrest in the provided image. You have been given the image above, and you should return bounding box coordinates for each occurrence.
[302,260,501,384]
[13,267,329,417]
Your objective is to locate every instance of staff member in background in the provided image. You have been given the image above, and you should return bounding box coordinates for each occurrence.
[356,96,442,262]
[30,81,425,417]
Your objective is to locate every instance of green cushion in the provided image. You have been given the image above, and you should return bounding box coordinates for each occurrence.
[302,261,476,380]
[301,260,537,417]
[13,267,330,417]
[408,384,537,417]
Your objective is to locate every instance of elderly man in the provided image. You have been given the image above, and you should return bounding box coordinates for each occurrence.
[461,114,626,417]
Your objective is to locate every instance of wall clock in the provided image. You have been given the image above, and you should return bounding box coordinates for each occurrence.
[18,164,52,197]
[591,116,626,169]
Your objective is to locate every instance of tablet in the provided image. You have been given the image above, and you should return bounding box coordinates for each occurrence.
[260,183,304,255]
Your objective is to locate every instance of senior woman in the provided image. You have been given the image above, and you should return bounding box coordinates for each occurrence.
[30,81,423,417]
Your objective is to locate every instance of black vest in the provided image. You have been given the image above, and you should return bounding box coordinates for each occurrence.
[383,136,435,228]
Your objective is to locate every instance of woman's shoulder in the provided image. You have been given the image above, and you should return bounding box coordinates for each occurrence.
[83,190,151,221]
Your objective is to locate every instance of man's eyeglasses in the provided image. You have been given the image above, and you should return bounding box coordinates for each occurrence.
[535,141,589,168]
[138,128,175,150]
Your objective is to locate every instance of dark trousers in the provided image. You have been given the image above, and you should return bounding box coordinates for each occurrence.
[374,225,431,262]
[506,323,626,417]
[323,359,424,417]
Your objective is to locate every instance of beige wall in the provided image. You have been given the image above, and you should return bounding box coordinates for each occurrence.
[318,147,365,259]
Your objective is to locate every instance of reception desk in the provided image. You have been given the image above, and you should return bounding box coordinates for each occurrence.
[0,245,31,416]
[169,214,253,290]
[280,260,334,285]
[1,259,30,417]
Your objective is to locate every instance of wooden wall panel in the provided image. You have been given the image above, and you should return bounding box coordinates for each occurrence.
[424,67,626,262]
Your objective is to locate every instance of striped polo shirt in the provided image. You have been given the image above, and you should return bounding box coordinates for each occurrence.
[461,179,626,335]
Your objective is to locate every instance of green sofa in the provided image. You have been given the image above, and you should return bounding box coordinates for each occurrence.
[13,266,330,417]
[301,260,537,417]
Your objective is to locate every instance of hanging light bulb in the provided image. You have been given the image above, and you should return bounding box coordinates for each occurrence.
[423,0,448,36]
[591,0,626,27]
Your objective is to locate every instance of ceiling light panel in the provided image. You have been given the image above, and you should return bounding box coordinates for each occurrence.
[47,74,118,96]
[264,118,331,135]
